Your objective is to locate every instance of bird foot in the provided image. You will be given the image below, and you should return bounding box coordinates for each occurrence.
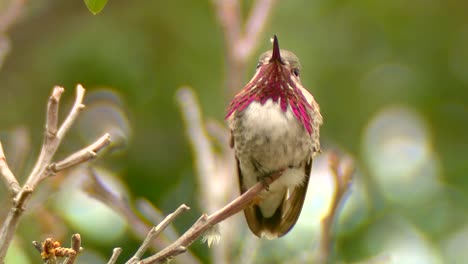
[257,175,271,191]
[257,169,285,191]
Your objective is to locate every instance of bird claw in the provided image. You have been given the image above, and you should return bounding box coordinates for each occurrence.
[256,175,270,191]
[258,169,284,191]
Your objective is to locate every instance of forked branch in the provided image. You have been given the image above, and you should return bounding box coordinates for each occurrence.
[138,170,283,264]
[0,85,111,261]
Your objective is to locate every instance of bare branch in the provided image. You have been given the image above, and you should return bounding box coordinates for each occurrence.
[57,84,85,139]
[136,199,180,242]
[84,169,167,249]
[126,204,190,264]
[49,133,111,174]
[0,85,110,262]
[215,0,241,57]
[84,169,201,264]
[71,234,82,252]
[46,86,64,138]
[63,234,82,264]
[25,85,66,187]
[317,151,354,264]
[177,87,239,263]
[177,88,218,211]
[0,142,20,196]
[107,248,123,264]
[215,0,277,96]
[237,0,277,60]
[139,170,283,264]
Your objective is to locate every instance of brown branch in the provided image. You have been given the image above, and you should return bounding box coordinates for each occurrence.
[84,168,167,250]
[0,85,110,262]
[49,133,111,174]
[107,248,123,264]
[215,0,241,58]
[126,205,190,264]
[215,0,277,97]
[317,152,354,264]
[139,170,283,264]
[56,85,85,140]
[237,0,277,60]
[0,142,20,196]
[177,87,239,263]
[176,88,218,212]
[63,234,82,264]
[45,86,62,138]
[32,235,82,264]
[136,199,180,242]
[84,169,201,264]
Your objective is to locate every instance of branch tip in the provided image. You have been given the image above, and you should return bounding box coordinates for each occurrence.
[107,248,123,264]
[52,86,65,99]
[139,170,282,263]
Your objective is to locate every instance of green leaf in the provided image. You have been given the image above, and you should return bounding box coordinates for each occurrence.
[84,0,108,15]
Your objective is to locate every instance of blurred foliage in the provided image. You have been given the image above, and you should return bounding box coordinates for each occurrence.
[0,0,467,263]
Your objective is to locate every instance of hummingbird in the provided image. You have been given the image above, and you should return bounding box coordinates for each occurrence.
[226,36,323,239]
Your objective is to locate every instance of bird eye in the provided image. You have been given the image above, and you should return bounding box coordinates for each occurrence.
[292,68,300,77]
[256,62,262,69]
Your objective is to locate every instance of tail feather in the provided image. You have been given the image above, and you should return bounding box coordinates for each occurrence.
[238,158,313,238]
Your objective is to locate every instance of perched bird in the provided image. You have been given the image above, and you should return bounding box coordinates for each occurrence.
[226,36,323,239]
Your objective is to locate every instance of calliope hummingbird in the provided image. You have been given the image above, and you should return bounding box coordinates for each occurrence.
[226,36,323,239]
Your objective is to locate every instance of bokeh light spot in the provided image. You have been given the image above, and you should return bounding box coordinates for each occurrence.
[77,89,131,152]
[53,167,127,244]
[363,106,441,205]
[365,216,443,264]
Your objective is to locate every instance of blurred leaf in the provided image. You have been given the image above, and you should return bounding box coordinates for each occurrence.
[84,0,108,15]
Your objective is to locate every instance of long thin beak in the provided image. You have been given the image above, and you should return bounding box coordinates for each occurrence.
[269,35,283,64]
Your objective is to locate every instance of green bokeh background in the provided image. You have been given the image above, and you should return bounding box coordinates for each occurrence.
[0,0,467,263]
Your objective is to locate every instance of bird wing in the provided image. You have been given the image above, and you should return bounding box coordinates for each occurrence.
[238,156,312,239]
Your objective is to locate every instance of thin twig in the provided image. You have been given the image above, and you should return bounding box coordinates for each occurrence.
[84,169,201,264]
[177,88,217,212]
[0,142,20,196]
[0,86,66,260]
[215,0,241,58]
[84,168,167,250]
[49,133,111,174]
[46,86,62,138]
[0,85,110,261]
[139,170,283,264]
[63,234,82,264]
[24,85,65,188]
[317,152,354,264]
[177,87,238,264]
[136,199,180,242]
[107,248,123,264]
[237,0,277,60]
[57,84,85,139]
[126,205,190,264]
[215,0,277,96]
